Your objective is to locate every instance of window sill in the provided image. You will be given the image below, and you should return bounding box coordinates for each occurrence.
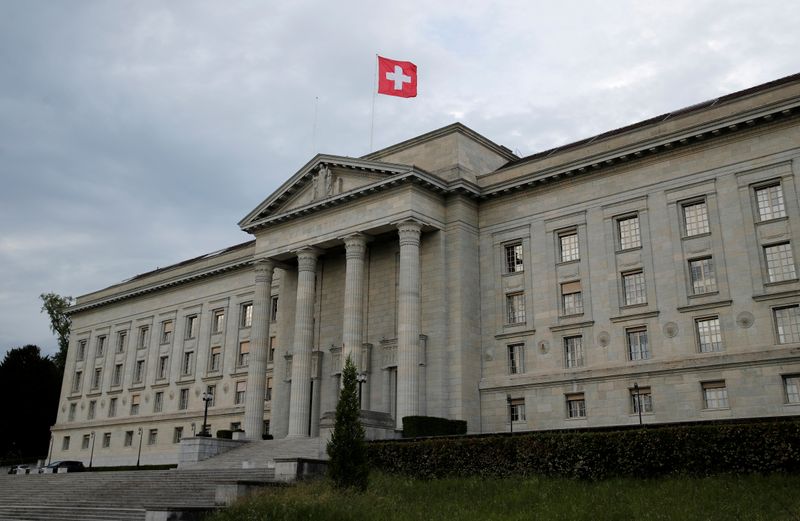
[765,279,799,287]
[688,291,720,299]
[502,271,525,278]
[559,312,585,320]
[615,246,642,255]
[129,384,145,391]
[682,231,711,240]
[151,381,170,389]
[757,216,788,225]
[202,374,224,382]
[556,259,580,267]
[566,417,587,421]
[701,407,730,411]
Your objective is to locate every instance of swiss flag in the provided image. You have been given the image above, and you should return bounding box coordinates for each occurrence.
[377,56,417,98]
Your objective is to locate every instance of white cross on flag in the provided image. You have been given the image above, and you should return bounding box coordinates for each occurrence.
[377,56,417,98]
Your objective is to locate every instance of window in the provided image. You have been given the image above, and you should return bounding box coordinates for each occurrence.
[179,388,189,410]
[117,331,127,353]
[185,315,198,339]
[755,183,786,221]
[269,337,276,364]
[683,200,710,236]
[627,328,649,360]
[783,375,800,404]
[124,431,134,447]
[209,346,221,372]
[689,257,717,294]
[108,397,117,418]
[266,378,272,402]
[173,427,184,444]
[87,400,96,420]
[509,398,525,422]
[154,391,164,413]
[96,336,106,357]
[241,303,253,328]
[696,317,723,352]
[62,436,70,451]
[82,434,90,450]
[564,336,584,368]
[505,243,524,273]
[130,394,140,415]
[765,243,797,282]
[238,341,250,367]
[506,293,526,324]
[213,310,225,333]
[147,429,158,446]
[270,296,279,322]
[91,368,102,389]
[77,340,87,361]
[622,271,647,306]
[631,386,653,413]
[71,371,82,393]
[230,422,242,431]
[161,320,173,344]
[112,364,123,386]
[156,355,169,380]
[567,393,586,418]
[618,215,641,250]
[559,231,579,262]
[68,403,76,421]
[182,351,195,376]
[235,381,246,405]
[508,343,524,375]
[206,385,216,407]
[775,305,800,344]
[138,326,149,349]
[133,360,145,383]
[561,281,583,315]
[702,381,728,409]
[102,432,111,448]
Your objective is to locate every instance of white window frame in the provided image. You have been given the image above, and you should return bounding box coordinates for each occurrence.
[564,336,584,368]
[774,305,800,344]
[682,199,710,237]
[702,381,729,409]
[504,243,524,273]
[617,214,641,250]
[626,327,650,361]
[755,182,786,222]
[622,270,647,306]
[764,242,797,283]
[559,231,580,262]
[507,343,524,375]
[696,316,723,352]
[505,292,526,325]
[566,394,586,418]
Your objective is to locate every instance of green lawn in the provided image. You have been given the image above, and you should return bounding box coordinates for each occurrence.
[206,472,800,521]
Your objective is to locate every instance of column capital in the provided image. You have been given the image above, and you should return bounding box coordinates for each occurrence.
[396,220,422,247]
[254,258,275,282]
[294,247,322,273]
[342,233,369,259]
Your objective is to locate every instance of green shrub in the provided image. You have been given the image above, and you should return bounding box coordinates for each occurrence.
[369,419,800,480]
[216,429,232,439]
[403,416,468,438]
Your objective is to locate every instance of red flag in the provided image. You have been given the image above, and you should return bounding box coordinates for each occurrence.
[377,56,417,98]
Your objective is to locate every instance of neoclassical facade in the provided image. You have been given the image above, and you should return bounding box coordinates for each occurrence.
[52,73,800,466]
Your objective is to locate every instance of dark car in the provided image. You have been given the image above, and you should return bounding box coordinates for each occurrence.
[39,460,85,473]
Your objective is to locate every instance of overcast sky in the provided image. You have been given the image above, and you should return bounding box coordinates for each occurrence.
[2,0,800,359]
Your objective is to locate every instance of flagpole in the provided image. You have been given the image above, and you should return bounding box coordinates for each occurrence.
[369,54,378,152]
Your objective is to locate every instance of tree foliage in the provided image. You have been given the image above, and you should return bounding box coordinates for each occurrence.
[39,292,73,371]
[326,356,369,491]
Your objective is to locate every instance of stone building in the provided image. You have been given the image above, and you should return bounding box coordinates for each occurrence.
[51,73,800,466]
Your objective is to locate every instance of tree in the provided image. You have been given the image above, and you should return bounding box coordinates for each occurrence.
[40,292,73,371]
[326,355,369,491]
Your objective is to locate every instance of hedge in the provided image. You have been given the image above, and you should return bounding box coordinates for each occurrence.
[368,420,800,480]
[402,416,468,438]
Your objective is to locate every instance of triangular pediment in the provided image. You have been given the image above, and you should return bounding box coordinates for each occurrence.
[239,154,412,231]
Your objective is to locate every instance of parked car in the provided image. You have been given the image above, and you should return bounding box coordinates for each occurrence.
[39,461,85,473]
[7,464,30,474]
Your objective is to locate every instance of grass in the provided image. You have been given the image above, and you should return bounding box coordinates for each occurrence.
[206,472,800,521]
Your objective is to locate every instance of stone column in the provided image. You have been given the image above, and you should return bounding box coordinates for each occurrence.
[287,247,320,438]
[342,234,367,369]
[244,259,274,440]
[396,220,422,429]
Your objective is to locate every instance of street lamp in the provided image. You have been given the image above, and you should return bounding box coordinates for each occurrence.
[88,432,96,469]
[506,394,513,434]
[136,427,143,467]
[356,373,367,409]
[201,391,214,436]
[633,383,643,426]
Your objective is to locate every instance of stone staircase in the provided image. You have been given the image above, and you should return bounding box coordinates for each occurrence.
[0,467,274,521]
[183,437,326,469]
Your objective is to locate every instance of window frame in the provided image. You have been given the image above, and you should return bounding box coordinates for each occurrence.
[507,343,525,375]
[212,309,225,334]
[754,182,787,222]
[696,316,724,353]
[560,280,584,316]
[566,393,586,419]
[237,341,250,368]
[702,380,729,409]
[138,326,149,350]
[774,305,800,344]
[617,214,642,251]
[235,381,246,405]
[763,242,798,283]
[688,257,718,295]
[630,386,653,414]
[622,270,647,306]
[509,397,526,422]
[241,303,253,328]
[558,230,580,263]
[564,335,584,369]
[185,315,199,339]
[626,327,650,361]
[505,292,526,325]
[783,374,800,404]
[681,198,711,237]
[504,242,524,274]
[178,388,189,410]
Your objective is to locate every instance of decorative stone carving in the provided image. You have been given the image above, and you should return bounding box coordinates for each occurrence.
[663,322,679,338]
[597,331,610,347]
[539,340,549,354]
[737,312,755,329]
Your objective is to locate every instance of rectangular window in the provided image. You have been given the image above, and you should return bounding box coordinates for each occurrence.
[783,375,800,404]
[157,355,169,380]
[185,315,198,339]
[627,328,650,360]
[112,364,123,386]
[266,378,272,402]
[702,381,729,409]
[96,336,106,357]
[213,310,225,334]
[696,317,723,352]
[161,320,173,344]
[108,397,117,418]
[238,341,250,367]
[182,351,194,376]
[561,281,584,315]
[241,303,253,328]
[68,403,76,421]
[77,340,86,361]
[82,434,90,450]
[209,346,221,372]
[154,391,164,413]
[622,270,647,306]
[173,427,183,444]
[510,398,525,422]
[62,436,70,450]
[138,326,149,349]
[505,243,524,273]
[124,431,133,447]
[91,367,102,389]
[765,243,797,283]
[559,231,580,262]
[505,293,526,324]
[269,337,276,364]
[147,429,158,446]
[270,296,279,322]
[689,257,718,294]
[618,215,641,250]
[564,336,584,368]
[130,394,140,415]
[102,432,111,448]
[133,360,145,383]
[683,200,710,237]
[179,388,189,410]
[755,183,786,221]
[206,385,216,407]
[72,371,82,393]
[117,331,127,353]
[507,343,524,375]
[630,386,653,413]
[567,393,586,418]
[775,305,800,344]
[87,400,96,420]
[235,381,246,405]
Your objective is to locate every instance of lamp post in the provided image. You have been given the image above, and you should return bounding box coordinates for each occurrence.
[201,391,213,436]
[136,427,143,467]
[191,422,196,436]
[356,373,367,409]
[88,432,96,469]
[506,394,513,434]
[633,382,643,426]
